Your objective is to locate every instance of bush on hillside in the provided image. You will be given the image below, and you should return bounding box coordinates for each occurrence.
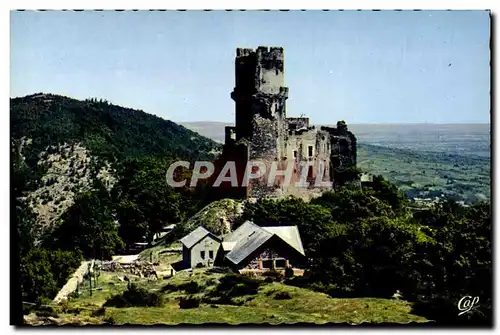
[209,274,262,298]
[179,296,200,309]
[104,283,163,308]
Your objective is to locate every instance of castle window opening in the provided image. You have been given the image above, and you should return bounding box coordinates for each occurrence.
[293,150,297,158]
[200,251,205,260]
[209,250,214,259]
[308,145,313,157]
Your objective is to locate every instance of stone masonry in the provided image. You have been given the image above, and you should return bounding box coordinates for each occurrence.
[210,46,357,200]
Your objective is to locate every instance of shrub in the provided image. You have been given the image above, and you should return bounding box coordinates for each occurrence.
[195,262,205,268]
[205,278,217,286]
[283,276,309,288]
[204,274,263,306]
[213,274,262,297]
[35,303,58,318]
[91,307,105,317]
[179,281,202,294]
[284,267,294,278]
[67,307,82,315]
[179,296,200,309]
[201,295,239,306]
[35,309,59,318]
[161,283,180,293]
[104,283,164,308]
[274,291,292,300]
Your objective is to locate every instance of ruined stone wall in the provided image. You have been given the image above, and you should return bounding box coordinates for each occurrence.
[277,127,332,192]
[321,122,357,171]
[286,117,310,130]
[212,46,358,201]
[247,114,281,198]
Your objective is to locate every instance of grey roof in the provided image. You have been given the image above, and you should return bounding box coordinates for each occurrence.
[223,221,262,243]
[224,221,306,265]
[180,226,219,249]
[222,241,237,252]
[262,226,305,256]
[225,227,273,265]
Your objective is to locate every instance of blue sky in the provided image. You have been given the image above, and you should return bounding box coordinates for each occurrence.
[10,10,490,124]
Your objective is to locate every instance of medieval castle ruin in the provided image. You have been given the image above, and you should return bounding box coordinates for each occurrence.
[211,46,357,200]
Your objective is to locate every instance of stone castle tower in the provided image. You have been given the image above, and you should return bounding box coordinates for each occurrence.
[210,46,357,200]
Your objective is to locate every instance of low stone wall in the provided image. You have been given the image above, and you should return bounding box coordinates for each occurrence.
[53,260,94,304]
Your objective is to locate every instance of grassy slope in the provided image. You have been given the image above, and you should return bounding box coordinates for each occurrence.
[137,242,182,266]
[48,269,428,325]
[357,143,490,203]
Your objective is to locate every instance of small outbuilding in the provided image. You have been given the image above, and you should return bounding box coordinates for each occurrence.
[179,226,222,269]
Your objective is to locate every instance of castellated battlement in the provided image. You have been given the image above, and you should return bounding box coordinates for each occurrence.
[236,48,253,57]
[237,46,284,57]
[210,46,357,201]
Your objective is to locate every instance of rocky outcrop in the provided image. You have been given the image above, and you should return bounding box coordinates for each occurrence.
[18,140,116,233]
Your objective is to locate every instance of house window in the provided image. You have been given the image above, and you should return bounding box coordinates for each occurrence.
[275,259,287,269]
[262,260,273,269]
[308,146,313,157]
[200,251,205,259]
[209,250,214,259]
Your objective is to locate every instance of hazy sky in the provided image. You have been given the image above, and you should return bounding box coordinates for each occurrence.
[11,10,490,124]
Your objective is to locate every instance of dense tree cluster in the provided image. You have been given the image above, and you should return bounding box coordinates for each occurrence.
[239,177,492,325]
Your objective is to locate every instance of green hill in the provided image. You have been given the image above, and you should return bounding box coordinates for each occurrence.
[11,93,221,165]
